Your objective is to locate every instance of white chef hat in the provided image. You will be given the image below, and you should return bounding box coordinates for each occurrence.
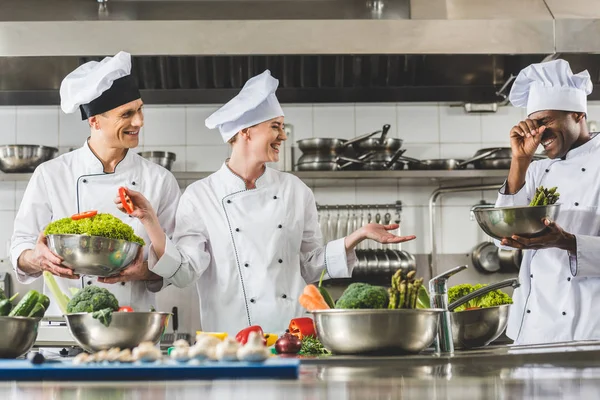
[60,51,141,120]
[509,59,593,116]
[205,70,284,143]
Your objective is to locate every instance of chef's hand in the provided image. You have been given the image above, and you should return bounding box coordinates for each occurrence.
[114,188,158,224]
[98,247,162,284]
[510,119,545,161]
[19,232,79,279]
[500,218,577,253]
[345,223,416,250]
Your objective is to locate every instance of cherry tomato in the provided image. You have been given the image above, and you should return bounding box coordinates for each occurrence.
[71,210,98,221]
[118,187,135,214]
[118,306,134,312]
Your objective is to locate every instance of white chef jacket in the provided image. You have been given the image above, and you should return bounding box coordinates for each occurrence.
[149,163,357,335]
[10,140,181,316]
[496,133,600,345]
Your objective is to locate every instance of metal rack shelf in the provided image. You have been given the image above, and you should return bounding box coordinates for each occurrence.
[0,170,509,183]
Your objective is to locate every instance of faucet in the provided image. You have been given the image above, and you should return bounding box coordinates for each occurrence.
[429,265,468,354]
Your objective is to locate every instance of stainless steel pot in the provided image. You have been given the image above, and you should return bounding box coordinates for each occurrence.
[399,157,467,170]
[296,151,373,171]
[341,148,406,171]
[473,155,547,170]
[352,124,404,153]
[296,129,382,155]
[498,248,522,272]
[471,241,501,274]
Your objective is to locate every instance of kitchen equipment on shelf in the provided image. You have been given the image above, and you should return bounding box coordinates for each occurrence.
[64,312,171,353]
[352,249,416,279]
[399,157,467,171]
[295,129,383,155]
[471,241,501,274]
[339,147,407,171]
[351,124,404,154]
[295,151,373,171]
[0,316,40,359]
[161,306,190,348]
[472,204,560,241]
[497,248,522,272]
[138,151,177,171]
[312,308,443,355]
[0,145,58,173]
[467,147,547,170]
[46,235,141,277]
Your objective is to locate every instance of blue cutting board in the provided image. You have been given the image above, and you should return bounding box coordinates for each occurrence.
[0,358,299,381]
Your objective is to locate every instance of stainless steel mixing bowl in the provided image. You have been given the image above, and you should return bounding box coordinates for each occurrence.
[0,316,40,358]
[46,234,141,277]
[451,304,510,349]
[473,204,560,240]
[65,312,171,352]
[312,309,443,355]
[138,151,176,171]
[0,144,58,173]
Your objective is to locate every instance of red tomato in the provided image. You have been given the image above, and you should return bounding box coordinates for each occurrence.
[71,210,98,221]
[118,306,134,312]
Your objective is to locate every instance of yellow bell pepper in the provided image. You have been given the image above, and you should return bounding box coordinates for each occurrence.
[264,333,278,347]
[196,331,228,341]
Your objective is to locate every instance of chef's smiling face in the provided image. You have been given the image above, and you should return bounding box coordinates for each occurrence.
[90,99,144,149]
[243,116,287,163]
[529,110,587,159]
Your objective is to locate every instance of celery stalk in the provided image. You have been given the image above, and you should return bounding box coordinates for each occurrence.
[43,271,69,314]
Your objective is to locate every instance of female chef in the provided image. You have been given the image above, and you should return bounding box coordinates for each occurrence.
[111,70,416,334]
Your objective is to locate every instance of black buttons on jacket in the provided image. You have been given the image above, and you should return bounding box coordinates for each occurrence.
[244,263,249,268]
[121,282,126,286]
[527,310,531,314]
[582,168,586,172]
[82,179,88,183]
[545,169,550,173]
[278,259,283,263]
[278,224,282,229]
[227,199,232,204]
[132,181,136,186]
[87,280,92,286]
[235,228,240,232]
[250,298,256,303]
[568,277,571,282]
[273,196,278,200]
[575,202,579,206]
[530,274,533,278]
[282,294,287,299]
[562,311,567,316]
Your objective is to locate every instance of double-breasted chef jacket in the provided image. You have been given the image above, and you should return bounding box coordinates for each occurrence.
[149,163,357,335]
[496,133,600,345]
[10,140,181,315]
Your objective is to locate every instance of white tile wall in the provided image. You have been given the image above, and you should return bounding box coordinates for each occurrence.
[3,102,599,258]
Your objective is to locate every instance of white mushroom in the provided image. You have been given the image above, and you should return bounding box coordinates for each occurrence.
[95,350,109,362]
[106,348,122,362]
[215,337,240,361]
[188,335,220,361]
[170,346,190,362]
[117,349,133,363]
[173,339,190,348]
[72,352,90,365]
[195,333,221,347]
[133,341,162,362]
[237,331,270,362]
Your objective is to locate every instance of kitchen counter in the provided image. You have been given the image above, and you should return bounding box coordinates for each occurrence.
[2,341,600,399]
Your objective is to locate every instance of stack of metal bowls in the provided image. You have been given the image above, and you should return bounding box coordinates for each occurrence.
[0,145,58,173]
[64,312,171,352]
[312,308,443,355]
[0,316,41,358]
[46,235,141,277]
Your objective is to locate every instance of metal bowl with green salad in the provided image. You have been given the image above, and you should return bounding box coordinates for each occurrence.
[45,213,145,277]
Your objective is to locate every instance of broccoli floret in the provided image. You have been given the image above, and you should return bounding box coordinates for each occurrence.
[448,283,512,311]
[335,283,389,309]
[67,286,119,326]
[0,287,5,301]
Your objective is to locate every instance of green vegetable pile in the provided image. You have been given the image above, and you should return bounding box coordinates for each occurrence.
[44,213,145,246]
[67,285,120,327]
[448,283,513,312]
[388,269,428,309]
[529,186,560,206]
[335,282,389,309]
[0,289,50,318]
[298,335,331,356]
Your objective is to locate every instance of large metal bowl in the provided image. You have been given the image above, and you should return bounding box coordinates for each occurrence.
[138,151,176,171]
[473,204,560,241]
[0,316,40,358]
[451,305,511,349]
[65,312,171,353]
[46,234,141,277]
[0,144,58,173]
[312,309,443,355]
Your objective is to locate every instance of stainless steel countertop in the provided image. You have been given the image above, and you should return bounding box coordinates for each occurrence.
[2,341,600,399]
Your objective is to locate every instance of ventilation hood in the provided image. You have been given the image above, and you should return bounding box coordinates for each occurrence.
[1,0,600,105]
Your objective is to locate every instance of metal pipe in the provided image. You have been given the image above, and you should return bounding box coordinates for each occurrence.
[428,184,502,279]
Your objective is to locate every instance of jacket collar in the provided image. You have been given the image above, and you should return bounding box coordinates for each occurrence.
[563,132,600,160]
[216,161,274,193]
[79,138,136,174]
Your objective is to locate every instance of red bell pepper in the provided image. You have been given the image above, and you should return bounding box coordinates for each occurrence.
[288,317,316,340]
[235,325,266,346]
[118,187,135,214]
[71,210,98,221]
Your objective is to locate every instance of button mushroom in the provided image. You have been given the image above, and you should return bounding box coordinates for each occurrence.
[215,337,241,361]
[133,341,162,362]
[72,352,90,365]
[117,349,133,363]
[189,334,221,361]
[106,348,122,362]
[237,331,270,362]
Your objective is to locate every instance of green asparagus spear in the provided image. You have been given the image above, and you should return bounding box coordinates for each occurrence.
[398,282,406,310]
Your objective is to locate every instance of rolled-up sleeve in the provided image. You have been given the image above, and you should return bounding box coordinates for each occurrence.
[299,189,357,284]
[568,235,600,278]
[148,190,211,288]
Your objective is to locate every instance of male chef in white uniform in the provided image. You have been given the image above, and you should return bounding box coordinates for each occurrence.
[10,51,181,315]
[496,59,600,345]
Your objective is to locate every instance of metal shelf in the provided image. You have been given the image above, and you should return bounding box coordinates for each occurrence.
[0,170,509,183]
